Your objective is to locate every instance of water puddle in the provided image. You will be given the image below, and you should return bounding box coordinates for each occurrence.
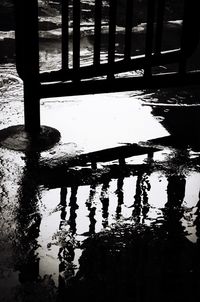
[1,1,200,301]
[1,59,200,301]
[1,130,200,301]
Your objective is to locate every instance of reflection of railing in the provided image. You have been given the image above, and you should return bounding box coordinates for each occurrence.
[15,0,200,133]
[13,149,200,298]
[38,142,159,187]
[44,163,188,235]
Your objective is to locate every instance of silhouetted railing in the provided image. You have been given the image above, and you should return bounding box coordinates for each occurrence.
[38,0,200,95]
[15,0,200,132]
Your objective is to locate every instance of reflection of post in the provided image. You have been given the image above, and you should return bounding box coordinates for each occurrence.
[166,175,186,207]
[115,177,124,220]
[68,185,78,235]
[88,207,96,234]
[132,173,143,223]
[58,186,76,297]
[60,187,68,229]
[100,179,110,228]
[141,173,150,222]
[86,183,97,234]
[194,192,200,245]
[132,172,150,223]
[163,174,186,236]
[15,152,41,283]
[86,183,96,209]
[160,174,189,300]
[193,191,200,283]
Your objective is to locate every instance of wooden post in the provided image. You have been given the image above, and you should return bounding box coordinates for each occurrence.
[15,0,41,134]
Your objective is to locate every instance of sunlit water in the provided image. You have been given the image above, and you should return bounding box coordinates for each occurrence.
[1,58,200,301]
[1,2,200,301]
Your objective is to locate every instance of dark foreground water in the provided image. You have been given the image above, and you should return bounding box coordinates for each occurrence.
[1,146,200,302]
[1,1,200,301]
[1,67,200,302]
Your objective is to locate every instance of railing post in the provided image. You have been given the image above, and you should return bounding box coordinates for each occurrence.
[0,0,61,151]
[15,0,41,134]
[73,0,81,81]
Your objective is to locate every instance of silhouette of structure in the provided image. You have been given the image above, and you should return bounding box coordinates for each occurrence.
[0,0,200,151]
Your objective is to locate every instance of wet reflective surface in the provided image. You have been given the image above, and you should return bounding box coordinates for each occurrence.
[1,74,200,301]
[1,1,200,301]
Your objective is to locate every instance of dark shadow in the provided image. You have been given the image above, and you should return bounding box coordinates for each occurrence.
[58,187,76,300]
[13,152,57,301]
[14,152,41,284]
[68,185,78,235]
[131,172,150,224]
[150,104,200,150]
[85,183,97,235]
[115,176,124,220]
[100,177,110,229]
[60,186,67,224]
[59,173,198,302]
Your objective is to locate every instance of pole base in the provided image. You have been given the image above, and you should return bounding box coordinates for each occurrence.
[0,125,61,152]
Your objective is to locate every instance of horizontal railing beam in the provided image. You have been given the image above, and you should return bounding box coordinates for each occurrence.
[40,70,200,99]
[39,49,181,83]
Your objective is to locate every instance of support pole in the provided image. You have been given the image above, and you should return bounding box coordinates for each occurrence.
[0,0,61,151]
[15,0,41,134]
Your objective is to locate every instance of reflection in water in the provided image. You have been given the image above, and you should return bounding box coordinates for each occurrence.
[57,186,78,301]
[68,186,78,235]
[100,178,110,228]
[150,104,200,150]
[157,174,197,302]
[88,206,96,235]
[15,152,41,283]
[1,143,200,301]
[142,173,151,222]
[194,192,200,287]
[115,177,124,220]
[195,192,200,244]
[61,172,198,302]
[132,172,143,222]
[60,187,67,225]
[132,172,150,224]
[86,183,97,235]
[12,153,57,301]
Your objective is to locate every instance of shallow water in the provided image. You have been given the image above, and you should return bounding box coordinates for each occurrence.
[1,59,200,301]
[1,1,200,301]
[1,149,200,301]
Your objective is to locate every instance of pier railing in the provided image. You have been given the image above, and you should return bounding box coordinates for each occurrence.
[15,0,200,133]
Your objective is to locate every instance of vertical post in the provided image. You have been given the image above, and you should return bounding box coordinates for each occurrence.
[179,0,190,75]
[73,0,81,81]
[144,0,155,77]
[155,0,165,55]
[124,0,134,61]
[94,0,102,66]
[179,0,200,74]
[15,0,40,134]
[62,0,69,70]
[108,0,117,79]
